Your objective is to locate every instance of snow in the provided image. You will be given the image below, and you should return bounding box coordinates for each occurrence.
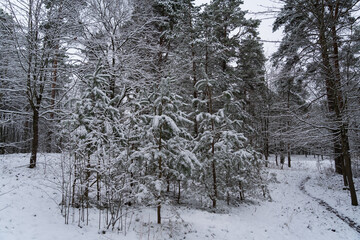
[0,154,359,240]
[0,154,107,240]
[152,115,180,134]
[306,169,360,223]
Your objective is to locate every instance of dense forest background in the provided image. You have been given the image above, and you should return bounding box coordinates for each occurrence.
[0,0,359,226]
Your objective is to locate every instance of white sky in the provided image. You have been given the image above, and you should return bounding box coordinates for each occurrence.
[194,0,283,57]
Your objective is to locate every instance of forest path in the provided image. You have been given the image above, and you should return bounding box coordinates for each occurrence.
[300,176,360,234]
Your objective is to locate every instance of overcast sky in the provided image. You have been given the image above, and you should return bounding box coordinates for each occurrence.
[194,0,283,57]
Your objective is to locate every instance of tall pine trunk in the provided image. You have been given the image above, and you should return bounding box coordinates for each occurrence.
[329,2,357,205]
[188,4,198,137]
[341,126,358,205]
[210,93,217,209]
[157,123,162,224]
[317,1,357,205]
[264,114,269,167]
[206,42,217,208]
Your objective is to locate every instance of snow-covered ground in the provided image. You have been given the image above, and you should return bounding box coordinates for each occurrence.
[0,153,359,240]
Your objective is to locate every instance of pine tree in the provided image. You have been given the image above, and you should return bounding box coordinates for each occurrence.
[235,24,268,165]
[134,77,196,223]
[191,0,266,208]
[274,0,358,205]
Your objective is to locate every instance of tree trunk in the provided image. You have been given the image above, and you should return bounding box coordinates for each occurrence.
[0,123,3,154]
[263,113,269,167]
[110,36,116,99]
[29,108,39,168]
[341,126,358,206]
[317,6,345,175]
[286,84,291,168]
[190,23,198,137]
[177,180,181,204]
[157,203,161,224]
[48,44,58,153]
[239,181,244,200]
[212,158,217,208]
[264,152,269,168]
[329,6,350,186]
[280,152,285,170]
[204,42,217,208]
[167,179,170,192]
[84,156,91,201]
[287,146,291,168]
[209,86,217,209]
[340,147,348,187]
[97,159,100,202]
[333,141,344,174]
[317,1,356,203]
[157,129,162,224]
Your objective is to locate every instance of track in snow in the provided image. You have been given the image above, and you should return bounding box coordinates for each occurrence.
[300,176,360,234]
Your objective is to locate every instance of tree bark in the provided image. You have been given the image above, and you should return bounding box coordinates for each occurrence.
[157,203,161,224]
[204,40,217,208]
[287,146,291,168]
[189,4,198,137]
[167,179,170,192]
[209,87,217,209]
[177,180,181,204]
[263,110,269,167]
[287,83,291,168]
[341,126,358,206]
[316,1,357,204]
[239,181,244,200]
[280,151,285,170]
[29,107,39,168]
[316,1,343,174]
[157,127,162,224]
[212,158,217,208]
[328,3,351,187]
[48,44,58,153]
